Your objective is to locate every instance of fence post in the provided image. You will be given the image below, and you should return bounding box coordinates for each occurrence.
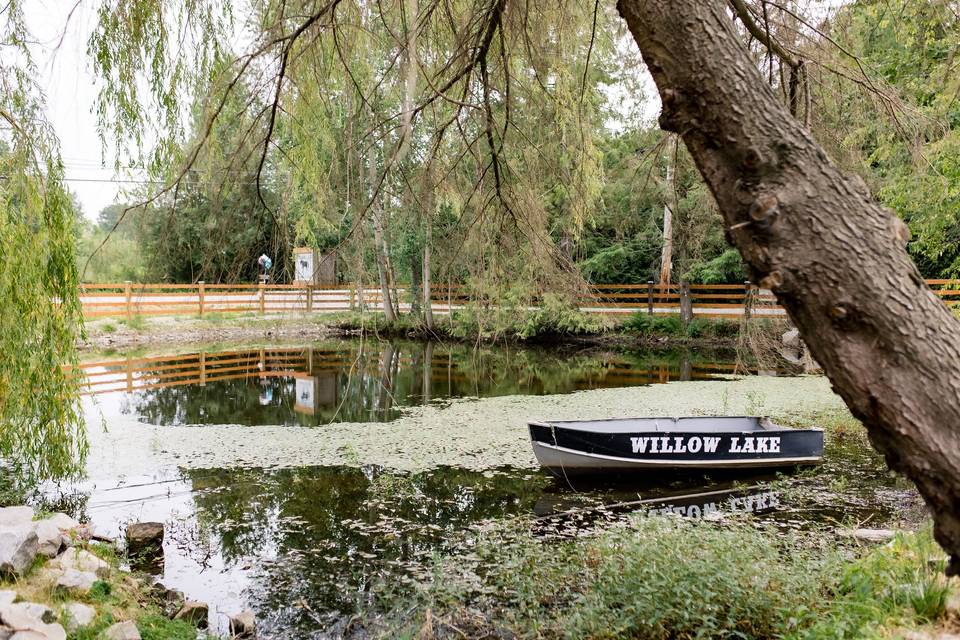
[124,281,132,322]
[647,280,654,316]
[200,351,206,386]
[680,281,693,325]
[306,285,314,313]
[198,281,205,316]
[259,282,266,314]
[744,280,753,321]
[126,356,133,393]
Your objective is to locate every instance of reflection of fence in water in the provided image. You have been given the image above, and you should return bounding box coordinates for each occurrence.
[69,347,741,398]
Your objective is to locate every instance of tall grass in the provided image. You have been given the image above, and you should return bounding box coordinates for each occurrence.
[367,517,953,640]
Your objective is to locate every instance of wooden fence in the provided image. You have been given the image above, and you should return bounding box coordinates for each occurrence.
[79,279,960,321]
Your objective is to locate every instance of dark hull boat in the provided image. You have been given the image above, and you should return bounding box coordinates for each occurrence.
[529,416,823,476]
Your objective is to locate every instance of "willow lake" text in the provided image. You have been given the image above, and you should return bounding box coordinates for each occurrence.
[629,435,781,455]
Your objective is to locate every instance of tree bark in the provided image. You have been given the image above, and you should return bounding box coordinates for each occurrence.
[368,146,397,323]
[659,133,676,286]
[618,0,960,573]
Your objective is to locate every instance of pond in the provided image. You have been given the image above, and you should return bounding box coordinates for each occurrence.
[41,338,923,638]
[78,340,744,425]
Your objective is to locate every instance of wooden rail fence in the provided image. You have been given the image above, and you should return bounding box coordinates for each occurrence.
[79,279,960,321]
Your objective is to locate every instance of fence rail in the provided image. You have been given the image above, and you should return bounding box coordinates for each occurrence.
[78,279,960,321]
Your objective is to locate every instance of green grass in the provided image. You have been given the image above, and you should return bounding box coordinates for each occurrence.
[365,517,954,640]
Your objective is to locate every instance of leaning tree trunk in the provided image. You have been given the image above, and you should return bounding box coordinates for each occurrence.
[618,0,960,573]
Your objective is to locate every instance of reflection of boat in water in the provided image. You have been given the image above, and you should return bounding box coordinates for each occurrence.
[532,484,781,535]
[529,416,823,476]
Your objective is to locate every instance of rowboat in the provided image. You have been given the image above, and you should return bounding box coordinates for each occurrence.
[529,416,823,476]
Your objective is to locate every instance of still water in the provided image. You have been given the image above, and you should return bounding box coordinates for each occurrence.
[78,340,742,425]
[49,339,921,638]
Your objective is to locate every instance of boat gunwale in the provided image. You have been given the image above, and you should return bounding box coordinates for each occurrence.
[528,416,823,434]
[531,440,823,467]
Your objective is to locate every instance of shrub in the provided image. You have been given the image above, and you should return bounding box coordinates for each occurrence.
[626,314,740,339]
[450,294,608,340]
[624,313,684,336]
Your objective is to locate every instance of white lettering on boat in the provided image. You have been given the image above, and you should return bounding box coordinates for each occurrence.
[628,435,779,455]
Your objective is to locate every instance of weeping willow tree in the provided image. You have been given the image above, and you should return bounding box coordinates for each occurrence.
[88,0,628,332]
[0,3,86,483]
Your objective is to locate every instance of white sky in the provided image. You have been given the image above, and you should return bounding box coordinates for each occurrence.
[28,1,132,221]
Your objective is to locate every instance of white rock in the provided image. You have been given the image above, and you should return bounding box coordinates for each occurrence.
[43,515,78,535]
[49,549,109,578]
[0,602,55,632]
[229,610,256,638]
[101,620,140,640]
[0,508,33,528]
[845,528,897,543]
[9,624,66,640]
[0,526,39,576]
[0,592,14,608]
[31,522,63,560]
[61,603,95,632]
[54,570,97,595]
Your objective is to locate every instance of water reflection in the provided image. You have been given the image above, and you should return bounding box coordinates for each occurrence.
[77,341,742,425]
[44,439,920,638]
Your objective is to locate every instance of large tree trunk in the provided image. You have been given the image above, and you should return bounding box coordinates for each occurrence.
[659,133,676,286]
[618,0,960,573]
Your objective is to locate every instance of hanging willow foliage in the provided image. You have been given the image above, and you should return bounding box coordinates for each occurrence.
[0,2,86,482]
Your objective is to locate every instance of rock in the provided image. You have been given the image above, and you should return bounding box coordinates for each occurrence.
[101,621,141,640]
[229,610,256,638]
[125,523,163,554]
[14,606,54,626]
[0,593,14,608]
[844,528,897,543]
[0,508,33,528]
[0,525,39,576]
[31,522,63,560]
[8,625,66,640]
[125,523,164,572]
[947,592,960,618]
[0,602,64,639]
[152,583,184,618]
[49,549,109,578]
[0,626,10,640]
[782,328,801,348]
[54,570,97,596]
[61,603,95,632]
[173,601,208,628]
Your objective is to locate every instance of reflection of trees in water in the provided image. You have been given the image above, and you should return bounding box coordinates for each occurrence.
[183,466,549,633]
[125,340,737,427]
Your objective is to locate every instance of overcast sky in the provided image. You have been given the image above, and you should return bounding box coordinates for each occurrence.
[29,1,128,221]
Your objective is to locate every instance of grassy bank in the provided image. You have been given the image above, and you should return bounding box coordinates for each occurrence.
[81,305,759,351]
[0,540,208,640]
[361,517,955,639]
